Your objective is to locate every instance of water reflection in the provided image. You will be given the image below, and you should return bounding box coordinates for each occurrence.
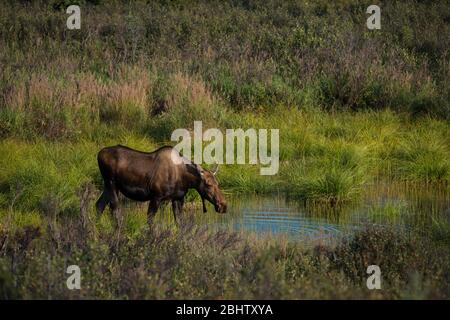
[209,182,450,242]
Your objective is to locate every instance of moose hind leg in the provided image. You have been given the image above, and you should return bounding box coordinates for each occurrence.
[101,180,121,227]
[109,185,122,227]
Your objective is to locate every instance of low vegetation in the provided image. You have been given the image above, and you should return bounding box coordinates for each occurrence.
[1,210,449,299]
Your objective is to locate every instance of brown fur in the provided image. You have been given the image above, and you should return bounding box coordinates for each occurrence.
[95,145,227,225]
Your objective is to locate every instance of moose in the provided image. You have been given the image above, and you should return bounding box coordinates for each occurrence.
[95,145,227,225]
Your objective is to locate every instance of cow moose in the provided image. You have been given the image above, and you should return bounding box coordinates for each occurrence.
[95,145,227,226]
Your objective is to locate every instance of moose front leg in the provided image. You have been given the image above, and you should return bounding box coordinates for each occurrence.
[201,196,207,213]
[95,191,108,216]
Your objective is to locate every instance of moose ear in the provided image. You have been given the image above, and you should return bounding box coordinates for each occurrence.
[195,164,204,177]
[211,163,219,175]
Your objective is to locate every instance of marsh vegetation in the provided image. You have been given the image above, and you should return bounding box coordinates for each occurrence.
[0,0,449,299]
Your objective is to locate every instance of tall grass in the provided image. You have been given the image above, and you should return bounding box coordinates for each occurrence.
[0,108,448,214]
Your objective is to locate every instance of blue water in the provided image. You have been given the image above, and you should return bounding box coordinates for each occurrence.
[212,184,450,242]
[214,198,357,242]
[234,208,343,240]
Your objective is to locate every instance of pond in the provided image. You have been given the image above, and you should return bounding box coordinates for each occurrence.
[204,183,450,243]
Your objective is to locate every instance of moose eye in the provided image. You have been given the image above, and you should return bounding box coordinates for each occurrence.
[205,180,213,187]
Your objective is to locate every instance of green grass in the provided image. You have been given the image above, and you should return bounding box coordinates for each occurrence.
[389,128,450,182]
[367,200,408,223]
[0,108,449,214]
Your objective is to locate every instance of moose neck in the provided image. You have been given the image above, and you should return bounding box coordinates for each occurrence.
[183,163,203,191]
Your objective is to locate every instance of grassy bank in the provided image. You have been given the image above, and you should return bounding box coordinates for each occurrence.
[1,108,449,215]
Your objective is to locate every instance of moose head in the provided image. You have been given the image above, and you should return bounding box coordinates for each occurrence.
[196,164,227,214]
